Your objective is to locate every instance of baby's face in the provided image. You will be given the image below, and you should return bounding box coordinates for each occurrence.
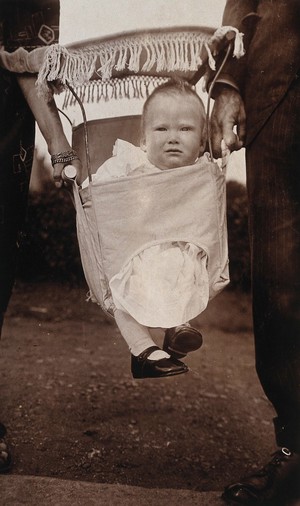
[141,93,205,170]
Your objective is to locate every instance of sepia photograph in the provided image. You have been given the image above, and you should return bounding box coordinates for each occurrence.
[0,1,299,504]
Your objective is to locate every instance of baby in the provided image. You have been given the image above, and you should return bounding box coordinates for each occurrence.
[91,79,210,379]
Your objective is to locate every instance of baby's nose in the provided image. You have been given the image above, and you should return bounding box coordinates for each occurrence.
[167,131,179,143]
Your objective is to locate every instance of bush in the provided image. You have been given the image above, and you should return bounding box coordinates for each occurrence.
[226,180,251,290]
[17,182,83,284]
[17,180,251,290]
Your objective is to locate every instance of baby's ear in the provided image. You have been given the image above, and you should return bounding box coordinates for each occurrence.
[198,138,206,157]
[199,122,208,156]
[140,138,147,152]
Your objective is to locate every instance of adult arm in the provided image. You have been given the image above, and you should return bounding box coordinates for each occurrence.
[209,0,259,156]
[17,74,81,187]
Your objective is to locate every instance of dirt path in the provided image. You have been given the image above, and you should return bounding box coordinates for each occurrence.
[0,282,275,492]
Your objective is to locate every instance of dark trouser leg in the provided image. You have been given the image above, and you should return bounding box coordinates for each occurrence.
[0,151,34,337]
[0,178,29,336]
[0,71,35,336]
[246,78,300,452]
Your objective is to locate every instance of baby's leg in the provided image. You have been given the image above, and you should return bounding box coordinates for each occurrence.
[114,309,189,379]
[114,309,169,359]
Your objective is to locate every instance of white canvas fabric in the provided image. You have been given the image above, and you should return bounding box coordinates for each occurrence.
[73,150,229,323]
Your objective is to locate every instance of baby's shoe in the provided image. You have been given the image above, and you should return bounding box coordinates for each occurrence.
[163,323,203,359]
[131,346,188,379]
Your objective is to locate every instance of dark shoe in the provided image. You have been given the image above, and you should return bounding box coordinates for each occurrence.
[0,423,12,473]
[131,345,189,379]
[222,447,300,505]
[163,325,203,359]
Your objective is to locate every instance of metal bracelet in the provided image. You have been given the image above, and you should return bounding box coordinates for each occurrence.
[51,150,79,167]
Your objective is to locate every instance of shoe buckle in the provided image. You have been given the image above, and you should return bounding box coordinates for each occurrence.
[281,447,292,456]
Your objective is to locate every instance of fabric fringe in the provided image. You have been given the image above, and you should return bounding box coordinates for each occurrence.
[210,26,245,67]
[62,75,167,108]
[36,27,244,99]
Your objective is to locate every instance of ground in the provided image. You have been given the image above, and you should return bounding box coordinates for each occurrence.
[0,281,275,492]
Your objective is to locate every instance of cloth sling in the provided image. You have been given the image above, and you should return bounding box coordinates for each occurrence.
[72,154,229,319]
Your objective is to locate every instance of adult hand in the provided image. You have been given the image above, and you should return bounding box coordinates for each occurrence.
[210,85,246,158]
[53,158,82,188]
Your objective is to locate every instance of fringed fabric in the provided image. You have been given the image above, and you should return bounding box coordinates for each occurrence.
[62,75,168,108]
[36,26,244,99]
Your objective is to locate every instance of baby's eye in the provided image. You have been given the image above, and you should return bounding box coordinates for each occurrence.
[181,126,192,131]
[155,127,167,131]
